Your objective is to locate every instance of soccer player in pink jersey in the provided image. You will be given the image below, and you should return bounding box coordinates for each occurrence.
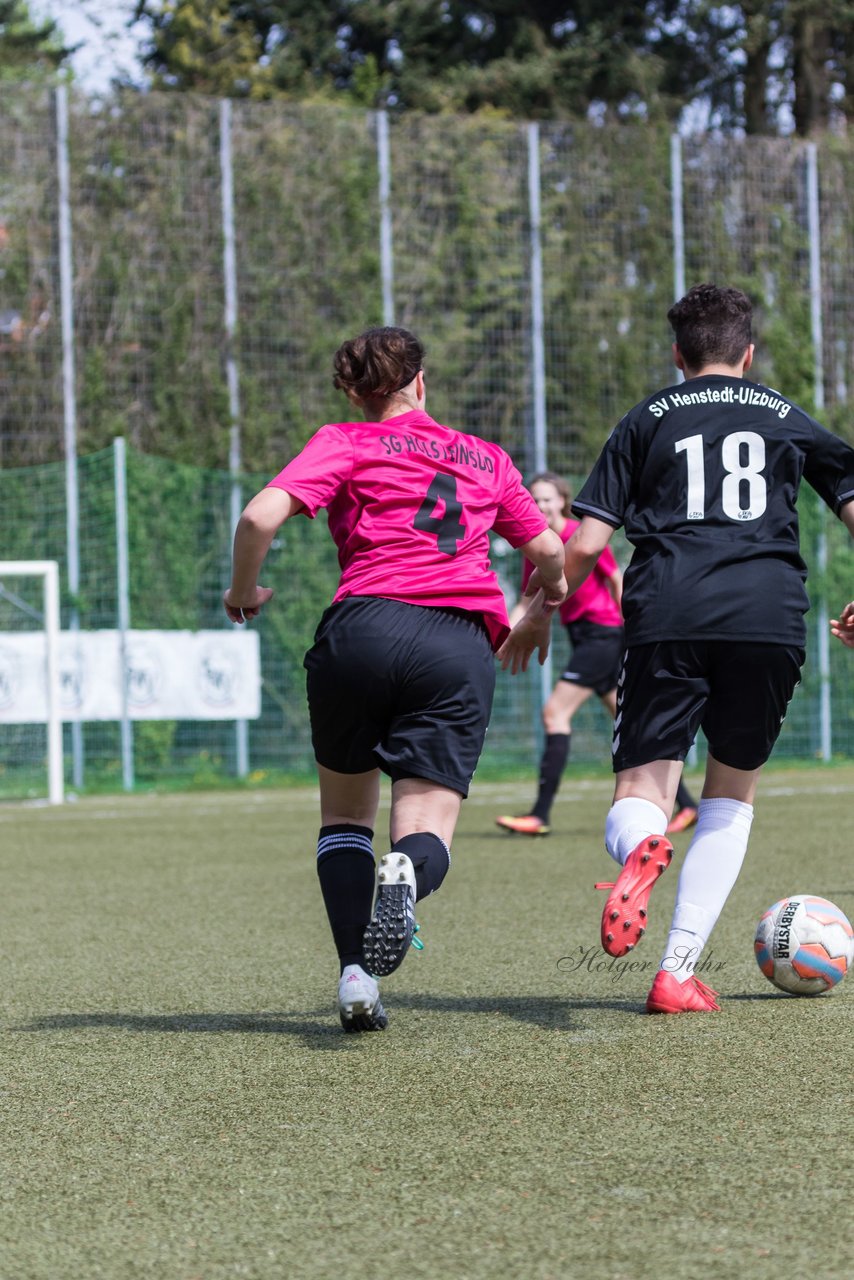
[495,472,698,836]
[224,326,567,1033]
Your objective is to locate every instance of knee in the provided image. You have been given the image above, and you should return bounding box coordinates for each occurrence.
[543,706,570,735]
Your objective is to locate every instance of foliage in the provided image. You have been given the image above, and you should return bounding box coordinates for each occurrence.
[2,92,854,476]
[133,0,278,99]
[0,0,69,83]
[653,1,854,135]
[1,440,853,794]
[130,0,854,136]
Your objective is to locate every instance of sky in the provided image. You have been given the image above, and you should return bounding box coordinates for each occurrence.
[31,0,148,91]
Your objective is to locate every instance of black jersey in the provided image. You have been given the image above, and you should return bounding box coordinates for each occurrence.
[572,375,854,647]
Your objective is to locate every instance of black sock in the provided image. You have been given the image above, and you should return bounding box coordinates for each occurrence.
[391,831,450,899]
[675,779,697,811]
[316,825,375,972]
[531,733,570,822]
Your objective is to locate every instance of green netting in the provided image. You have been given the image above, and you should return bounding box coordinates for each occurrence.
[1,448,853,799]
[2,92,854,796]
[4,93,854,475]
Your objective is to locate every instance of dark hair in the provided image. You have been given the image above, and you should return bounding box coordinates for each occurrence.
[667,283,752,370]
[333,326,424,403]
[529,470,571,516]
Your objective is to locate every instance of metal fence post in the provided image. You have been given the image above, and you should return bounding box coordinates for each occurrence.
[526,121,552,712]
[220,99,249,778]
[527,122,547,475]
[670,133,685,306]
[114,437,134,791]
[56,85,84,789]
[670,131,700,771]
[377,109,395,326]
[806,141,831,760]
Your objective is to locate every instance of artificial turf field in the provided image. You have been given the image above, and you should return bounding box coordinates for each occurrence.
[1,766,852,1280]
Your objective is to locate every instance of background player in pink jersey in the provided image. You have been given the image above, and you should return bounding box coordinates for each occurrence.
[223,326,567,1034]
[495,472,698,837]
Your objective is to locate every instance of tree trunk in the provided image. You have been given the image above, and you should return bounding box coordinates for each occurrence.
[741,2,776,135]
[792,15,831,135]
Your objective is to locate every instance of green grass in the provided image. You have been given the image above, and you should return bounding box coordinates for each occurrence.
[1,768,852,1279]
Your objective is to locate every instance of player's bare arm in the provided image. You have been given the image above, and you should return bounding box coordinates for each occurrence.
[518,527,567,607]
[224,486,304,622]
[496,529,567,673]
[495,589,554,674]
[498,516,613,673]
[607,566,623,614]
[563,516,616,594]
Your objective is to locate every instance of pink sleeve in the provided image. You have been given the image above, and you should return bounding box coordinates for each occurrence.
[596,543,619,578]
[492,460,548,547]
[267,425,353,516]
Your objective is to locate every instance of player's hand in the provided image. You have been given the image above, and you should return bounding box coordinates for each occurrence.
[523,566,544,599]
[223,585,274,623]
[523,567,567,610]
[541,572,568,609]
[830,601,854,648]
[497,589,556,674]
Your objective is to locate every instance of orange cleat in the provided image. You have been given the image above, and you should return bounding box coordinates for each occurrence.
[646,970,720,1013]
[595,834,673,957]
[495,814,551,836]
[666,806,698,835]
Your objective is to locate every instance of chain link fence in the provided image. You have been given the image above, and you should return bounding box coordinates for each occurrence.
[1,91,853,796]
[0,447,852,800]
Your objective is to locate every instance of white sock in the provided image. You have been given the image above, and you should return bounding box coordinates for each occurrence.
[660,797,754,982]
[605,797,668,866]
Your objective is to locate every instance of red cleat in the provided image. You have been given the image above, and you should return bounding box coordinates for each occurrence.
[646,971,720,1013]
[666,806,698,834]
[595,834,673,957]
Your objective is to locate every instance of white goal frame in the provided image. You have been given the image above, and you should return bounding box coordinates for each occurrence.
[0,561,63,804]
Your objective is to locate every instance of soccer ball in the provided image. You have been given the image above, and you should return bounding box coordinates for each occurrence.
[754,895,854,996]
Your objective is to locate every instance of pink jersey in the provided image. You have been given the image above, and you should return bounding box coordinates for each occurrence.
[522,519,621,627]
[268,409,548,649]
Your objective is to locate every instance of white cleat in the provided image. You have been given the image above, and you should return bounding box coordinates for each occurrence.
[363,853,417,977]
[337,964,388,1033]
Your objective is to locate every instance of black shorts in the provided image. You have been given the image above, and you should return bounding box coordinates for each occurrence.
[560,621,624,696]
[612,640,805,773]
[303,596,496,798]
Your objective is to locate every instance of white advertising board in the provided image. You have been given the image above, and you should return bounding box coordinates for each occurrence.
[0,630,261,722]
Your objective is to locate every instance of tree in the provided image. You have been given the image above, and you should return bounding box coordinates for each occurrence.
[0,0,71,81]
[133,1,685,117]
[132,0,278,97]
[788,0,854,135]
[654,1,854,135]
[131,0,854,134]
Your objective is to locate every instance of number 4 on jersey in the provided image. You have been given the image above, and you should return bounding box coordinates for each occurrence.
[414,472,466,555]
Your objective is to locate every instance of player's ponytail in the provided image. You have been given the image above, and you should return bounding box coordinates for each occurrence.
[333,327,424,405]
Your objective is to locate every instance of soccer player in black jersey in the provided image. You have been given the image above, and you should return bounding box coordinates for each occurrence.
[501,283,854,1013]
